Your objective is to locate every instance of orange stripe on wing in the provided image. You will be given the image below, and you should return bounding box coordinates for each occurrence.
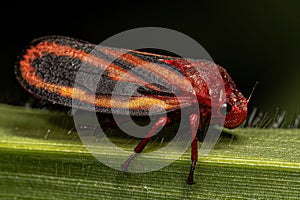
[20,55,182,111]
[100,48,195,94]
[18,41,186,111]
[20,41,160,92]
[130,49,175,58]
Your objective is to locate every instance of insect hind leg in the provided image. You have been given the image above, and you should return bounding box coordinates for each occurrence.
[121,116,170,171]
[186,114,199,185]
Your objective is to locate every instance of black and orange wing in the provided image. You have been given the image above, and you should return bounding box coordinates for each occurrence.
[15,36,197,116]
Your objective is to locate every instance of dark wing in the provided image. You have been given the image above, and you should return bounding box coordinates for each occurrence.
[15,35,196,116]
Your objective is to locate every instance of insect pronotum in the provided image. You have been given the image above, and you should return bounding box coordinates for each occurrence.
[15,36,248,184]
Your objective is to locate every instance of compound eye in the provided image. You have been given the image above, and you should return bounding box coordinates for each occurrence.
[220,103,232,116]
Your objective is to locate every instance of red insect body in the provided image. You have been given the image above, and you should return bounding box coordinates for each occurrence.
[154,58,247,184]
[15,36,248,185]
[162,59,248,129]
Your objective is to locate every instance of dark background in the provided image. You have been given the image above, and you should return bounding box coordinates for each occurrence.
[1,1,300,120]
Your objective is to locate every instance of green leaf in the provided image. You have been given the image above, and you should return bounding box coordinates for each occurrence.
[0,104,299,199]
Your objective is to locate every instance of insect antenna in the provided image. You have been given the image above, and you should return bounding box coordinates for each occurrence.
[247,81,258,103]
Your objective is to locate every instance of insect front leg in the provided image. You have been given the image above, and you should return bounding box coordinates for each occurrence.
[121,116,171,171]
[187,113,199,185]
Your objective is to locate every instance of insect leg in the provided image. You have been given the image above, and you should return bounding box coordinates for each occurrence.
[121,116,170,171]
[187,114,199,185]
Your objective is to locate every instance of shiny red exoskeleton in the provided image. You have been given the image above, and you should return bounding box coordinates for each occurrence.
[15,35,248,185]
